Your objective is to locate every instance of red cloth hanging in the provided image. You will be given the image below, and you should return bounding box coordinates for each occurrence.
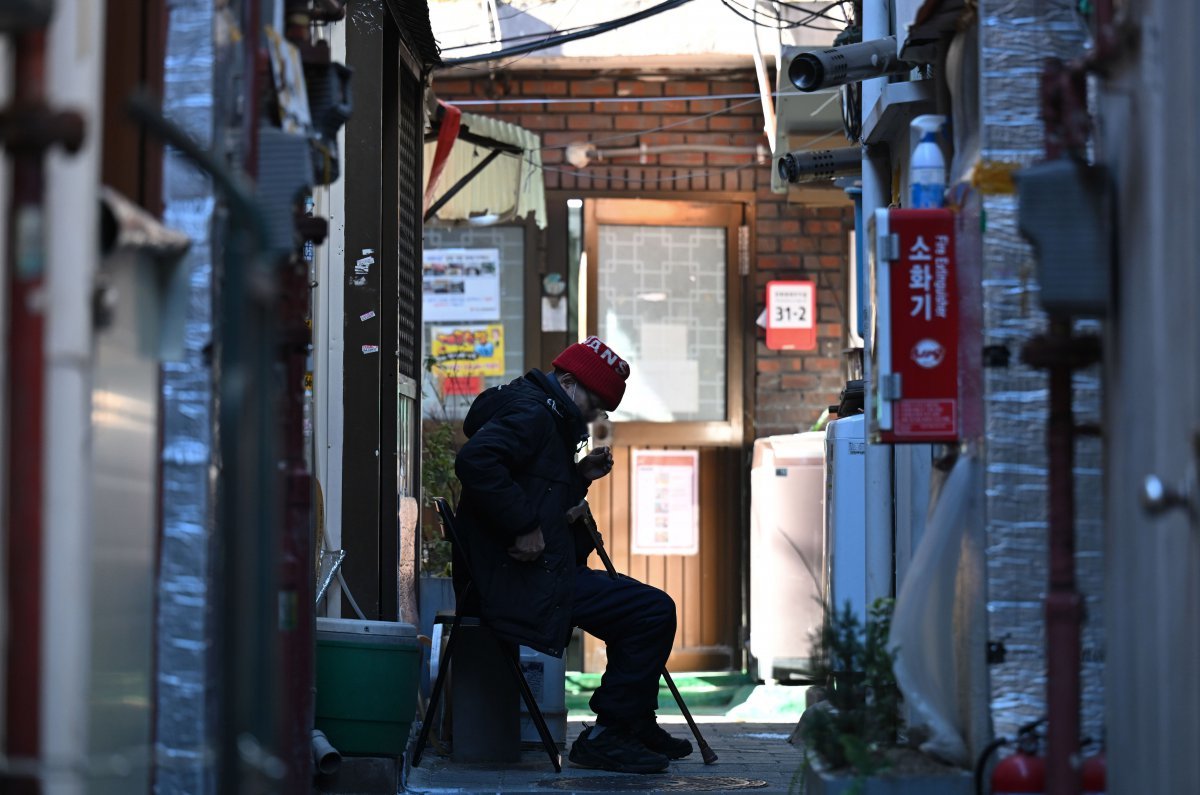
[423,100,462,215]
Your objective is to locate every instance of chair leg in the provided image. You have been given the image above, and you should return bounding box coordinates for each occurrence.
[498,639,562,773]
[412,615,463,767]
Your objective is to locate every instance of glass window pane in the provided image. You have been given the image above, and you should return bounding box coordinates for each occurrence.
[598,224,726,423]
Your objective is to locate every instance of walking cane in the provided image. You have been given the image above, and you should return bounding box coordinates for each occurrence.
[568,501,719,765]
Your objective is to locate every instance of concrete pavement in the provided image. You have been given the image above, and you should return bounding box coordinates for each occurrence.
[402,713,809,794]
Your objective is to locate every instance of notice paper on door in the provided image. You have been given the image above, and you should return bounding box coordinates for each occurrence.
[630,449,699,556]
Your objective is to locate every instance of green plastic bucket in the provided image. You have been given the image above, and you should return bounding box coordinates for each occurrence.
[315,618,419,756]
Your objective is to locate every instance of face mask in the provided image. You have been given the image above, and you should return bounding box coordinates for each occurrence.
[569,382,605,423]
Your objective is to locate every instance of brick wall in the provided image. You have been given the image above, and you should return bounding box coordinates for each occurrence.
[433,70,855,438]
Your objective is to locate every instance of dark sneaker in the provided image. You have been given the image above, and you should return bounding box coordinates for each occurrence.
[568,725,670,774]
[630,716,694,760]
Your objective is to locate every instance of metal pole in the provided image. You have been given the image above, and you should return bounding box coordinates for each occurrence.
[3,31,48,795]
[1044,317,1082,795]
[1,25,84,793]
[1023,323,1101,795]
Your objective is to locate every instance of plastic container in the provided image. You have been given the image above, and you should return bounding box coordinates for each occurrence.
[748,431,827,682]
[909,115,947,208]
[518,646,567,747]
[315,617,419,756]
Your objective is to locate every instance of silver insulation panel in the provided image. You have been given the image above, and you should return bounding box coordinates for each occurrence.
[154,0,217,791]
[978,1,1105,743]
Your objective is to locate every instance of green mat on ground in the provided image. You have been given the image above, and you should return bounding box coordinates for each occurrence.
[565,672,807,721]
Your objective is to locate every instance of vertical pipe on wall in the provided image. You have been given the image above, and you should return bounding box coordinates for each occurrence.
[1043,318,1082,795]
[3,30,49,794]
[312,20,346,619]
[43,1,105,791]
[859,2,895,614]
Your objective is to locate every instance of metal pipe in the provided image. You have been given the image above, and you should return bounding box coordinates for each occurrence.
[1043,318,1083,795]
[595,143,765,159]
[4,30,49,794]
[310,729,342,776]
[566,142,767,168]
[1023,322,1101,795]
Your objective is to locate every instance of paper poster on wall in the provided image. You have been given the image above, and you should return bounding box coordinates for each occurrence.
[541,296,568,332]
[422,248,501,322]
[630,449,699,556]
[428,324,506,377]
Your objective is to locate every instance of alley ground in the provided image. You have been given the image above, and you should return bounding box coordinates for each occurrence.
[402,683,810,794]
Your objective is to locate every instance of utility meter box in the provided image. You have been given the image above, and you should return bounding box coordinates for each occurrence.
[868,208,961,444]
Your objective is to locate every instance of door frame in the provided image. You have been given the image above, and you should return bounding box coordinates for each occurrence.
[583,196,750,447]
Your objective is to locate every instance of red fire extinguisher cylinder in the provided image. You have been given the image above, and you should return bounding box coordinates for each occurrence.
[992,748,1047,794]
[1081,750,1106,795]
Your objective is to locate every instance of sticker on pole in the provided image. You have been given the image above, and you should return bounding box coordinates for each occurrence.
[765,280,816,351]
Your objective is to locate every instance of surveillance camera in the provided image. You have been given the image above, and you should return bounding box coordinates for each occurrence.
[788,36,912,93]
[777,146,862,184]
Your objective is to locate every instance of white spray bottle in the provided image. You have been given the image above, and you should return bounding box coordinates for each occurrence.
[909,114,947,208]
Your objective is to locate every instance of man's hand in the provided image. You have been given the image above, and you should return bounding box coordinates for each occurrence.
[508,527,545,562]
[577,446,614,482]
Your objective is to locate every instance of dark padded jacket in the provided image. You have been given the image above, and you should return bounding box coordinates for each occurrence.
[453,370,590,656]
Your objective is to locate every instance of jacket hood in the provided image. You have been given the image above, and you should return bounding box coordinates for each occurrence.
[463,370,588,445]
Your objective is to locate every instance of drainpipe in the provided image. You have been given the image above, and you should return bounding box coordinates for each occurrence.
[1024,4,1123,787]
[1022,322,1100,795]
[1,25,84,794]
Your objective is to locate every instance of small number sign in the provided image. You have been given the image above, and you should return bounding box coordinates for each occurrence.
[766,280,817,350]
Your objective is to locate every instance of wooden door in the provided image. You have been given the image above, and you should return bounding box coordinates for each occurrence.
[581,198,747,672]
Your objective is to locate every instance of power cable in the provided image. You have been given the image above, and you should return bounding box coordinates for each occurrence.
[435,0,563,36]
[488,0,586,70]
[720,0,843,30]
[439,19,616,52]
[441,0,695,67]
[770,0,854,23]
[533,157,760,185]
[445,91,827,106]
[540,98,761,150]
[723,0,847,30]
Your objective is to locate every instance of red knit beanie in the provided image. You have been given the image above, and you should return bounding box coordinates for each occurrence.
[551,336,630,411]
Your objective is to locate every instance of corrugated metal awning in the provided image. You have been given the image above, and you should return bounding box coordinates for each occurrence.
[422,112,547,229]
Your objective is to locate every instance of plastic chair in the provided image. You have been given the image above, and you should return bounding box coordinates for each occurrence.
[411,497,562,772]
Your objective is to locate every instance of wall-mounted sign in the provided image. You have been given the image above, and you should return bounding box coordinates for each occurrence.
[630,450,699,556]
[871,208,959,443]
[428,324,505,378]
[422,247,501,322]
[765,280,817,351]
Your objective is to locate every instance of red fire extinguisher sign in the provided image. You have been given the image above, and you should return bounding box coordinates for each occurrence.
[872,208,960,443]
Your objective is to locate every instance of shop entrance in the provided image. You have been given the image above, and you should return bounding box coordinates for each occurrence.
[578,198,748,672]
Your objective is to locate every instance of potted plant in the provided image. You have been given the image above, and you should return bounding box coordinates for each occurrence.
[795,599,969,795]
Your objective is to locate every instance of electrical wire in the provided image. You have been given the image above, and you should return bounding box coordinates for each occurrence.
[440,20,610,52]
[540,97,761,150]
[488,0,586,70]
[441,0,695,67]
[446,91,824,106]
[771,0,855,23]
[534,157,760,185]
[434,139,760,188]
[726,0,847,30]
[435,0,563,36]
[719,0,844,31]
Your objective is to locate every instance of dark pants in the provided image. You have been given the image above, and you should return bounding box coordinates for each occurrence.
[570,566,677,725]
